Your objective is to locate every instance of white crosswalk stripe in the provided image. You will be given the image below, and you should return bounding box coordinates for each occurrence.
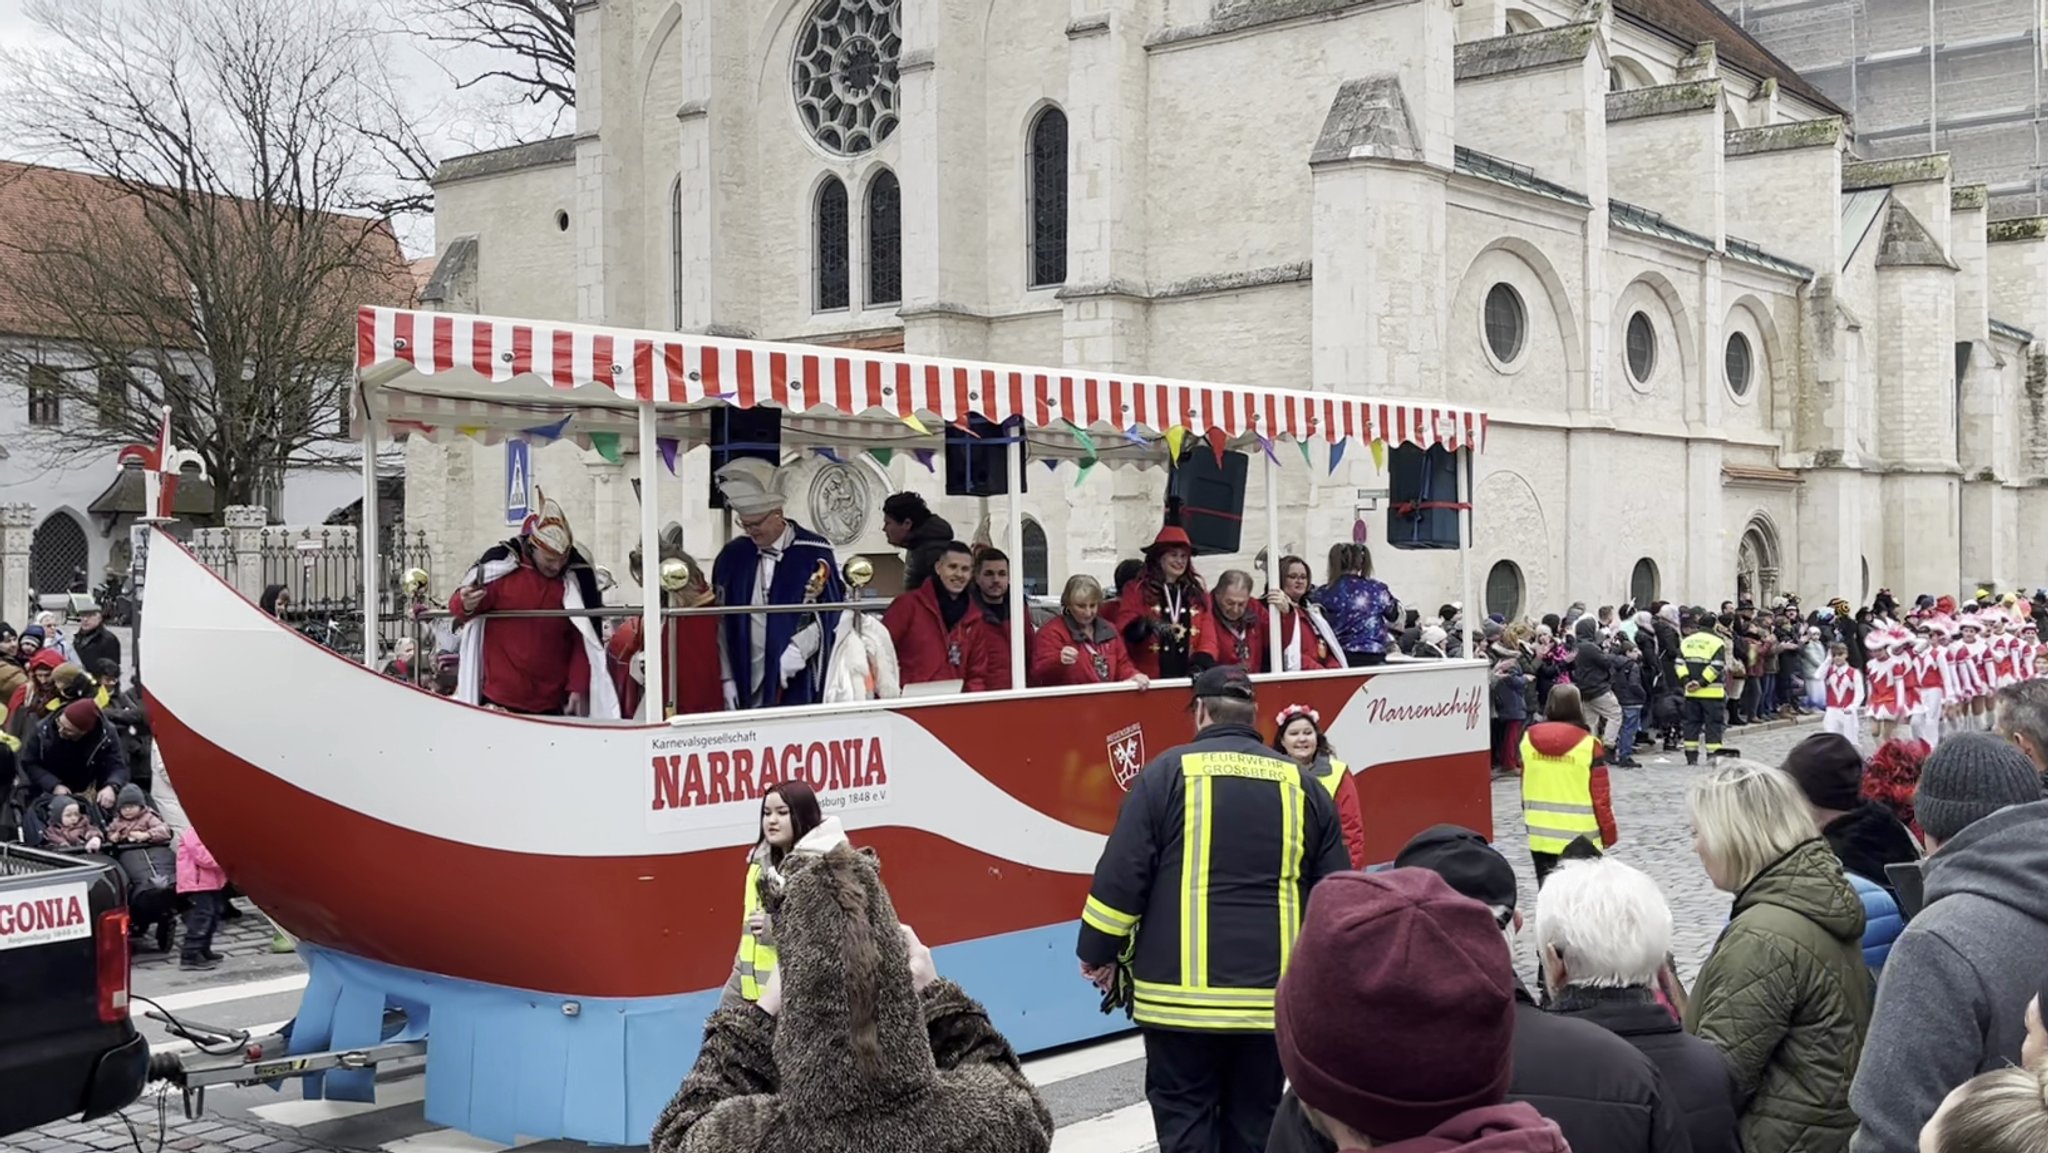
[192,1032,1158,1153]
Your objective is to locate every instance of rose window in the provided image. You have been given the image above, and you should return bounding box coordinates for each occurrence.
[791,0,903,157]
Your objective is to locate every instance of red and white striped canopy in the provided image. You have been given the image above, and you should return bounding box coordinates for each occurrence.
[355,307,1488,461]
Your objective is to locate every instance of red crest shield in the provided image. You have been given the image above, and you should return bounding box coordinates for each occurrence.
[1107,723,1146,791]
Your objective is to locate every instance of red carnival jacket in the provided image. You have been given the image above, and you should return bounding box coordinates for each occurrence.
[883,582,995,690]
[1031,614,1139,687]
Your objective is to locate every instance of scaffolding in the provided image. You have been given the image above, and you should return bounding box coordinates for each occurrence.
[1720,0,2048,218]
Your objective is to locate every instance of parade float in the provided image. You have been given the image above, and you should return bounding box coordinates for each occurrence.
[142,306,1493,1144]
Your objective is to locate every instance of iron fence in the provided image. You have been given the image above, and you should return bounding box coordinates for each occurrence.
[192,526,434,660]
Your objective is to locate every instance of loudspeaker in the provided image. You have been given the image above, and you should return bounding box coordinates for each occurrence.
[1166,450,1248,555]
[945,415,1028,497]
[1386,443,1463,550]
[708,408,782,509]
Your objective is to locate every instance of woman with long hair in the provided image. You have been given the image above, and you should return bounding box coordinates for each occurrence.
[1112,500,1207,680]
[1270,704,1366,867]
[1313,543,1398,666]
[1520,683,1617,886]
[721,780,843,1007]
[1684,761,1871,1153]
[1262,555,1343,671]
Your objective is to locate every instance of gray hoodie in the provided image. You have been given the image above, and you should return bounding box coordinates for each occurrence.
[1848,800,2048,1153]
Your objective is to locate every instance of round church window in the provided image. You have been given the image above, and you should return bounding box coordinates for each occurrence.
[1725,332,1753,398]
[1483,283,1526,366]
[791,0,903,157]
[1625,311,1657,384]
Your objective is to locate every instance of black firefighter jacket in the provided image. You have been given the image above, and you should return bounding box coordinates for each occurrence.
[1076,722,1350,1032]
[1269,985,1696,1153]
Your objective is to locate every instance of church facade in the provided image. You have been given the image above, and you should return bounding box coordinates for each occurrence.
[412,0,2048,615]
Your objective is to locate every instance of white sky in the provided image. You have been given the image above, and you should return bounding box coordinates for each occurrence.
[0,0,564,256]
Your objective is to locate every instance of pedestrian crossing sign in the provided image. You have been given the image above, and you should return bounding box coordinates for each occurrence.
[506,440,531,525]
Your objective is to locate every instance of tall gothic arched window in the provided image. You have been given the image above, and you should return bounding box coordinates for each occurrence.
[815,176,850,312]
[867,169,902,306]
[1027,107,1068,289]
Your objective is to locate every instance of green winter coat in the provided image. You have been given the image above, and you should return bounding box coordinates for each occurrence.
[1685,837,1873,1153]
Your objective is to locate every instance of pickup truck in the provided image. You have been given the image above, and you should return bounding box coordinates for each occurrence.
[0,842,149,1137]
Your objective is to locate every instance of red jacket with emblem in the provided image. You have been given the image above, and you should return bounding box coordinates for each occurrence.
[1031,613,1138,687]
[1193,606,1270,673]
[968,599,1035,692]
[883,581,995,690]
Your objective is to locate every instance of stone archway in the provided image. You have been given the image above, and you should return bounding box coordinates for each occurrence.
[1736,518,1780,605]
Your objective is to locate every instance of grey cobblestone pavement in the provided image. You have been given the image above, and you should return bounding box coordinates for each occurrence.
[4,713,1824,1153]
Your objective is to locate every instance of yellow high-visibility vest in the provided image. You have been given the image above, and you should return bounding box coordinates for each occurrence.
[1521,730,1601,855]
[1307,757,1349,802]
[736,861,776,1002]
[1677,632,1729,700]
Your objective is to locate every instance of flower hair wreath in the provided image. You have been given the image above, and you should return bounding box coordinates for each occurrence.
[1275,704,1320,729]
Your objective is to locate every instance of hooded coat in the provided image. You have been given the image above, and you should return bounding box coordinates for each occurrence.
[1364,1104,1569,1153]
[649,841,1054,1153]
[1847,801,2048,1153]
[1818,805,1920,898]
[1685,838,1872,1153]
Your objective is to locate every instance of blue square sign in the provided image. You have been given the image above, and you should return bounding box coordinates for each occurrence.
[506,439,532,525]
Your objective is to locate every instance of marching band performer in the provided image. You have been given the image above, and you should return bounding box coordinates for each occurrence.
[711,459,845,710]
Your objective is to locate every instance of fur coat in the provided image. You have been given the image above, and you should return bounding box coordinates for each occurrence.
[649,843,1053,1153]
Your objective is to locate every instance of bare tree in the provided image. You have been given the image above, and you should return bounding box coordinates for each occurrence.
[401,0,576,118]
[0,0,424,515]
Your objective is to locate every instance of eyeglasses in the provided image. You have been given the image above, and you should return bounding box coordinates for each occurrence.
[738,513,782,532]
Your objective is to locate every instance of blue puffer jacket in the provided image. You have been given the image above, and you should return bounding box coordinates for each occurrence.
[1848,870,1903,971]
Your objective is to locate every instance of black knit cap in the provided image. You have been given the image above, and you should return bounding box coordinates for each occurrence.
[1916,732,2043,842]
[1781,733,1865,812]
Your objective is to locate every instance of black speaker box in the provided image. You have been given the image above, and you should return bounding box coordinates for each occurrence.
[708,408,782,509]
[1386,443,1462,550]
[1166,450,1248,556]
[945,415,1028,497]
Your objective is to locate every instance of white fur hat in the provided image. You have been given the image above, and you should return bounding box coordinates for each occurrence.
[714,457,787,517]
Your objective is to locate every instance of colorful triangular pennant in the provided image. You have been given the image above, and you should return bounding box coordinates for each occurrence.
[657,437,679,475]
[589,431,622,464]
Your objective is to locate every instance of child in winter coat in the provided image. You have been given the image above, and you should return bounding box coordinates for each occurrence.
[42,793,100,851]
[176,824,229,971]
[1612,637,1648,768]
[104,784,171,846]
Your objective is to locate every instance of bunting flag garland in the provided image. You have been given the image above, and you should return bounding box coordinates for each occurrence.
[1257,433,1280,466]
[1369,437,1386,473]
[814,447,844,464]
[1164,426,1187,462]
[1041,457,1060,473]
[1076,459,1096,487]
[902,413,931,435]
[1204,427,1228,468]
[867,447,893,467]
[589,431,622,464]
[1064,420,1097,460]
[1297,438,1314,468]
[912,449,937,472]
[1122,425,1147,449]
[657,437,679,475]
[1328,438,1348,475]
[457,425,482,437]
[523,415,572,441]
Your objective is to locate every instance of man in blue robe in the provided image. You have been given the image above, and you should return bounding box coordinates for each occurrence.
[712,458,845,709]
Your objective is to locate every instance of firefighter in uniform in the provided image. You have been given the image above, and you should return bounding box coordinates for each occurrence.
[1076,665,1351,1153]
[1675,610,1730,765]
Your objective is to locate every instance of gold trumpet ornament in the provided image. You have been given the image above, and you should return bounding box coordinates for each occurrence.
[402,567,431,600]
[843,556,875,590]
[658,556,694,592]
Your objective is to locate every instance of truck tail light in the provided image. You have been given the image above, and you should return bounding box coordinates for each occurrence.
[97,908,130,1023]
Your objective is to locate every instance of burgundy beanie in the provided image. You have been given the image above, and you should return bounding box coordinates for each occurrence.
[61,699,100,729]
[1276,869,1517,1143]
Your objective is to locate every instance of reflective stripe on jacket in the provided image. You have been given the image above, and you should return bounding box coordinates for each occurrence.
[1522,726,1603,855]
[1678,632,1729,699]
[737,861,776,1001]
[1076,723,1351,1032]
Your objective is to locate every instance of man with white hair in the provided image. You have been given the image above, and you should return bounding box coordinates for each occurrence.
[711,458,844,709]
[1538,857,1743,1153]
[450,489,617,718]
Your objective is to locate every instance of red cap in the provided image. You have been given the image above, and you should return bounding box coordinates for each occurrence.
[28,649,62,672]
[1277,869,1517,1142]
[61,698,101,730]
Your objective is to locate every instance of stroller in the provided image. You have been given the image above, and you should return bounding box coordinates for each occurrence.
[25,790,181,952]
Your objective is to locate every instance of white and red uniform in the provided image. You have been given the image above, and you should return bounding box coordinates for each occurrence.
[1969,631,1997,700]
[1823,660,1865,740]
[1866,645,1911,722]
[2022,627,2040,680]
[1912,634,1948,746]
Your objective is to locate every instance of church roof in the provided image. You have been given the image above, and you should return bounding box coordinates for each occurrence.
[1611,0,1844,116]
[1875,201,1955,269]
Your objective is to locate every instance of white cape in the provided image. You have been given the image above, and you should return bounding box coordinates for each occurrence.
[453,556,621,720]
